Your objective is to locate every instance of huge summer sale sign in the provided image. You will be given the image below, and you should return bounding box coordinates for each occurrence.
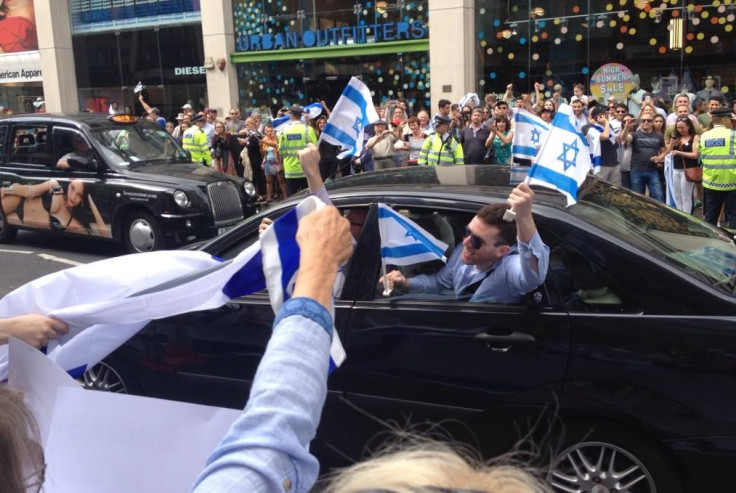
[590,63,635,104]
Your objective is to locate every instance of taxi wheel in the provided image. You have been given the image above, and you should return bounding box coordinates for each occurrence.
[124,211,166,253]
[0,206,18,243]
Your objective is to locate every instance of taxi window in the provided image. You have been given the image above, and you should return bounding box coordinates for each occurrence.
[10,125,49,165]
[0,125,7,159]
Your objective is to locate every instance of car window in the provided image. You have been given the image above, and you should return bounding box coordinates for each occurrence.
[212,202,371,302]
[575,181,736,294]
[10,125,49,165]
[0,124,8,160]
[91,124,187,169]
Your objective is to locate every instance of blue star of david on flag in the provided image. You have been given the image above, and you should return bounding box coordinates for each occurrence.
[557,139,580,171]
[352,116,362,135]
[530,127,541,144]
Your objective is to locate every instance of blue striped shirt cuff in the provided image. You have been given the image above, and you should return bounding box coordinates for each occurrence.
[274,297,333,337]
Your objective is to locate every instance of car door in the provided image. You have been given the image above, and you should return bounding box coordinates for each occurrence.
[48,126,113,238]
[329,199,571,462]
[139,201,367,411]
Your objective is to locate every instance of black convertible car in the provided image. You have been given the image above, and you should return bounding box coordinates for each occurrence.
[82,165,736,493]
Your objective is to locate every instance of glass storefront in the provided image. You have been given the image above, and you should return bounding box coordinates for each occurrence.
[73,24,206,121]
[475,0,736,104]
[232,0,430,113]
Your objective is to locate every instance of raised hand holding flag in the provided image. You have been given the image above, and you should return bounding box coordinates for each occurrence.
[526,103,593,206]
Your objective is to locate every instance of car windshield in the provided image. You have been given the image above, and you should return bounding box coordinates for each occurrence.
[90,124,189,169]
[574,181,736,294]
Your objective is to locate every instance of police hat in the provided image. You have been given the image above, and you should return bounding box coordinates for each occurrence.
[190,114,205,124]
[433,114,452,126]
[711,107,733,117]
[288,104,304,115]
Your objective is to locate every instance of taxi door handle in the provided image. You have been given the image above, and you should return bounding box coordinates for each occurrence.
[473,332,536,345]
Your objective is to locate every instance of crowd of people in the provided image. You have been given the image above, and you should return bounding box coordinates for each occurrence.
[129,77,735,224]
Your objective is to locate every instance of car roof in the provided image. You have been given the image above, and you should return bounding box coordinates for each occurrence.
[0,113,150,130]
[324,165,596,210]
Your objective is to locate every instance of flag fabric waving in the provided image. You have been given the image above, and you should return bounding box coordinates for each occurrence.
[271,114,290,132]
[526,104,593,206]
[319,76,379,159]
[303,102,324,119]
[584,123,604,174]
[260,197,346,371]
[512,110,550,161]
[377,203,448,266]
[0,196,345,380]
[133,81,144,94]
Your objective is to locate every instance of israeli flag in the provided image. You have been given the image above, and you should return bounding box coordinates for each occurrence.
[0,197,345,380]
[261,197,346,371]
[377,203,448,266]
[512,110,550,161]
[271,114,290,133]
[584,123,604,174]
[319,76,379,158]
[527,104,592,206]
[304,101,324,119]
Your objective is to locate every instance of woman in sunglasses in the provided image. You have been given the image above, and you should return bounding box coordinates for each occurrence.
[381,182,549,304]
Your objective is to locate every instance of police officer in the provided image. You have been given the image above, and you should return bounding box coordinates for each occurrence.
[417,115,464,166]
[699,107,736,228]
[182,114,212,166]
[278,105,318,195]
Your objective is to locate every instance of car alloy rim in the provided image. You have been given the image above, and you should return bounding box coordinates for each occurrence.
[548,441,656,493]
[77,361,128,393]
[129,218,156,252]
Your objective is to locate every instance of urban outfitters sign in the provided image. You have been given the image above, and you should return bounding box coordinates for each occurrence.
[237,20,428,52]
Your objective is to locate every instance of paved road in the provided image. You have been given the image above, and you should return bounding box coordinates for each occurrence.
[0,231,125,297]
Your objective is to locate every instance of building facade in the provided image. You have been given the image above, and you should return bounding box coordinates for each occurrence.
[25,0,736,119]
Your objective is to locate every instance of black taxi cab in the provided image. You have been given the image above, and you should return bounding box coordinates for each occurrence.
[0,113,257,253]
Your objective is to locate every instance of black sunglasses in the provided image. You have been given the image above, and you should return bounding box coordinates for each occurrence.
[641,118,653,122]
[464,227,485,249]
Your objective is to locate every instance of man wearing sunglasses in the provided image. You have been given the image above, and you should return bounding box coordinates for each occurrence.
[381,182,549,303]
[618,114,668,201]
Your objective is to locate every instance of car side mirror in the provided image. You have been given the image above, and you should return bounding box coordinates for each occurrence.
[66,156,98,171]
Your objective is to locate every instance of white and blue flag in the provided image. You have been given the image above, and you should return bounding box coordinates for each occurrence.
[272,102,324,133]
[512,110,550,161]
[271,114,290,132]
[303,101,324,119]
[319,76,379,158]
[0,197,345,380]
[584,124,604,174]
[527,104,592,206]
[377,203,448,266]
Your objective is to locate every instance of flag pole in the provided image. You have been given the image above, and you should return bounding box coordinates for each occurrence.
[381,260,392,296]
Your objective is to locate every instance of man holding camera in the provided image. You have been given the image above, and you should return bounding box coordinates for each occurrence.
[459,108,491,164]
[366,119,399,170]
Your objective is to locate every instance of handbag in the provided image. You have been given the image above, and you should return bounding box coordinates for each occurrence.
[684,164,702,183]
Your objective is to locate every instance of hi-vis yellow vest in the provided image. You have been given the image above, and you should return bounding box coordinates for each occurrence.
[417,133,464,166]
[278,122,317,179]
[699,125,736,191]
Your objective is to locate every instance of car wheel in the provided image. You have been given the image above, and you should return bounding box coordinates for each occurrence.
[547,423,684,493]
[124,211,166,253]
[77,360,135,394]
[0,205,18,244]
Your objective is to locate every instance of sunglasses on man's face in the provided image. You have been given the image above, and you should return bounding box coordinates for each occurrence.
[641,119,653,123]
[464,227,485,249]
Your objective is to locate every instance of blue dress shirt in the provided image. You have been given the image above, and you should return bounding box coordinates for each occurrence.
[191,297,333,493]
[408,231,550,303]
